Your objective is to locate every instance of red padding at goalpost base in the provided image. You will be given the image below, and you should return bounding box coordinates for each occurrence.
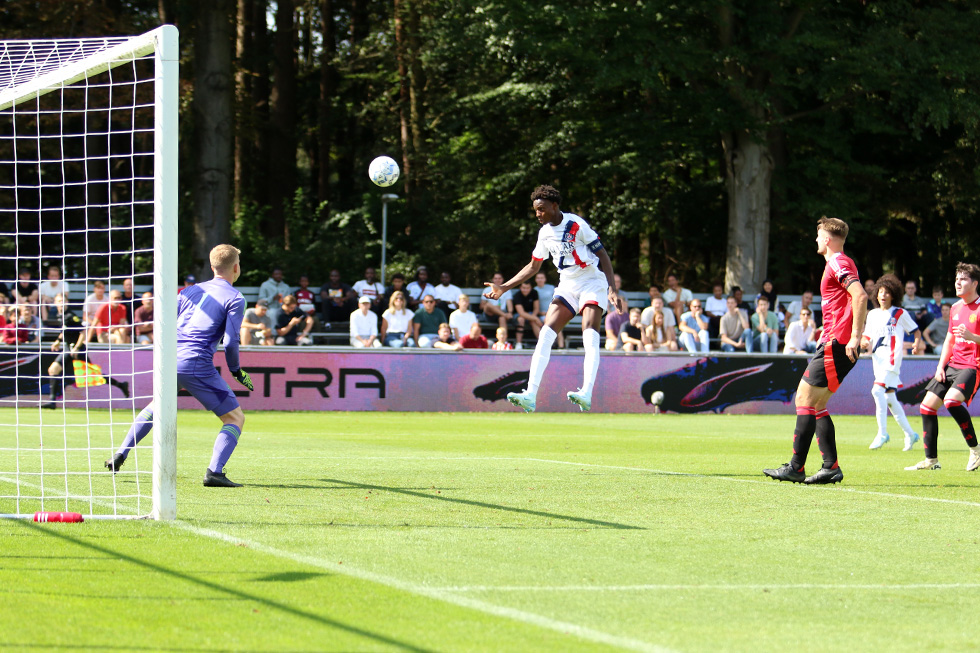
[34,512,84,523]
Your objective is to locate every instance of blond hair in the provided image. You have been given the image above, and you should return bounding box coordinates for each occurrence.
[209,244,241,272]
[817,217,849,241]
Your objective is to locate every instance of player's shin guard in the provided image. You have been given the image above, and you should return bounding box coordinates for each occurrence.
[944,399,977,448]
[790,406,817,471]
[581,328,601,395]
[871,384,889,437]
[116,407,154,458]
[527,326,558,394]
[886,391,916,436]
[815,409,838,469]
[920,405,939,459]
[209,424,242,474]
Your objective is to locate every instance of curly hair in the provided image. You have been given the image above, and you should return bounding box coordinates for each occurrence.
[530,185,562,205]
[872,273,903,309]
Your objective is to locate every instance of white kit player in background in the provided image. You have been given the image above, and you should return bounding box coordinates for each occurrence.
[862,274,922,451]
[483,185,624,413]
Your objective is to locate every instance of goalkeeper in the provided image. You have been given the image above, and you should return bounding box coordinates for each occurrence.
[106,244,254,488]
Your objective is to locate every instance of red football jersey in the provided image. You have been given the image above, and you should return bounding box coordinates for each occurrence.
[819,252,860,344]
[947,296,980,369]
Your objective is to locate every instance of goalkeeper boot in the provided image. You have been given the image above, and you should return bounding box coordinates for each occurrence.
[566,389,592,412]
[506,390,536,413]
[762,463,805,483]
[203,469,243,488]
[869,433,889,450]
[104,453,126,473]
[804,466,844,485]
[904,458,940,471]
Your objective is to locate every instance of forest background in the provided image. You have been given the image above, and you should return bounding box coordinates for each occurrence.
[2,0,979,296]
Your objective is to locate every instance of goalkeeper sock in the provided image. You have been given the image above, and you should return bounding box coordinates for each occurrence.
[209,424,242,473]
[526,326,557,395]
[581,328,601,394]
[116,407,154,458]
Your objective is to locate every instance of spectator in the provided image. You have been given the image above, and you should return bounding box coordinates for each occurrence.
[320,269,356,324]
[382,273,408,310]
[784,291,814,330]
[1,305,37,345]
[480,272,513,330]
[91,290,130,344]
[640,296,677,331]
[533,271,562,348]
[432,271,463,316]
[413,294,447,348]
[606,273,623,313]
[922,302,950,355]
[646,284,662,304]
[512,280,542,349]
[120,278,138,327]
[750,296,778,353]
[758,278,778,312]
[132,292,155,345]
[620,307,644,352]
[406,266,436,310]
[783,306,817,354]
[719,295,752,353]
[678,298,710,353]
[259,267,291,321]
[432,322,463,351]
[449,294,478,340]
[604,294,629,350]
[926,284,945,322]
[491,326,513,350]
[0,280,12,304]
[241,298,274,346]
[350,296,381,348]
[731,285,751,319]
[380,290,415,348]
[460,322,488,349]
[645,308,679,352]
[179,274,196,293]
[14,268,39,309]
[47,294,77,340]
[294,274,322,335]
[864,278,876,311]
[275,295,313,345]
[663,273,693,322]
[38,265,71,322]
[901,279,931,331]
[703,282,727,338]
[353,267,385,313]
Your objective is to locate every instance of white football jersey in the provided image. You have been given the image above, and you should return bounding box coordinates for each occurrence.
[531,212,603,281]
[864,306,918,374]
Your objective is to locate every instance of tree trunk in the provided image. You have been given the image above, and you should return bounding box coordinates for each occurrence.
[394,0,412,192]
[268,0,298,246]
[234,0,253,210]
[251,0,271,208]
[191,0,235,279]
[317,0,335,213]
[407,0,425,188]
[723,129,772,295]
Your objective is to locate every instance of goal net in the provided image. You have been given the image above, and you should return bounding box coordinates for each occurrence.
[0,27,178,520]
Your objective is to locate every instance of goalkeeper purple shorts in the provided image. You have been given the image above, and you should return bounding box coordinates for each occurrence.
[178,369,240,417]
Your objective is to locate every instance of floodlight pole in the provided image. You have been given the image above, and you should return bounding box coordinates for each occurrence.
[380,193,398,287]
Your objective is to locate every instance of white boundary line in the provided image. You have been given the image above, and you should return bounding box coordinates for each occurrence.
[428,583,980,592]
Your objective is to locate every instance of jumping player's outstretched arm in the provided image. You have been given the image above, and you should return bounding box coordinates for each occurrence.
[845,281,868,361]
[484,258,543,299]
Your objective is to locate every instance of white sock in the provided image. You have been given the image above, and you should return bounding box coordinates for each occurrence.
[526,326,557,395]
[581,328,601,395]
[871,384,889,438]
[885,391,916,437]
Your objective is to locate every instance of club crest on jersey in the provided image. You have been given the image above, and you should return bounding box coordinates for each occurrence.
[971,314,977,323]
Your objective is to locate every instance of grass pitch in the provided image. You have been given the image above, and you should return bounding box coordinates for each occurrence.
[1,409,979,652]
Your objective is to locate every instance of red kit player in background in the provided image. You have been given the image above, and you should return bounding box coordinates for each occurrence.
[906,263,980,472]
[764,217,868,485]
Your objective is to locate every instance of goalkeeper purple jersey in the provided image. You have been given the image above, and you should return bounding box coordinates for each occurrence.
[175,278,246,374]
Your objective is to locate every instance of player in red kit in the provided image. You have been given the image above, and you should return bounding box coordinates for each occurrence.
[906,263,980,472]
[764,217,867,485]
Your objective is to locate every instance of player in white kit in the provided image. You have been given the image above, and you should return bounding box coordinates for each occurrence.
[862,274,921,451]
[483,185,624,412]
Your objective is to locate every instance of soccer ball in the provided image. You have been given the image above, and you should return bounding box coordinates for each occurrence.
[368,156,399,187]
[650,391,665,406]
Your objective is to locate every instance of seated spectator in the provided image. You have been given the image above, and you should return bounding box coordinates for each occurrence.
[606,273,623,313]
[512,281,541,349]
[491,326,513,350]
[783,306,817,354]
[619,308,644,352]
[83,280,108,326]
[353,267,385,313]
[350,296,381,348]
[320,269,356,324]
[433,322,463,351]
[604,294,629,351]
[758,278,779,313]
[784,291,814,330]
[294,274,322,334]
[750,296,778,353]
[406,266,436,311]
[703,282,727,338]
[120,278,138,329]
[646,284,662,304]
[663,273,693,322]
[432,271,463,316]
[132,292,155,345]
[241,298,274,346]
[730,285,752,321]
[382,273,408,310]
[864,278,876,311]
[719,295,752,353]
[902,279,931,331]
[534,271,563,348]
[922,302,950,354]
[276,295,313,345]
[927,284,945,322]
[38,265,71,322]
[449,294,478,340]
[91,290,130,344]
[1,305,37,345]
[14,268,39,309]
[0,281,12,304]
[259,267,290,321]
[480,273,513,330]
[678,298,709,353]
[644,309,679,352]
[640,296,676,330]
[381,290,415,347]
[459,322,488,349]
[413,294,447,348]
[179,274,196,293]
[18,304,41,344]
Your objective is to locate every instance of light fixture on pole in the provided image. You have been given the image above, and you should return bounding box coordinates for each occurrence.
[380,193,399,287]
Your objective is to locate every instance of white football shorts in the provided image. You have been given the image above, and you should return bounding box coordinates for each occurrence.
[553,267,609,315]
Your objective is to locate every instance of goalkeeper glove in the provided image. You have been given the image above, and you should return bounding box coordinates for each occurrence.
[231,368,253,391]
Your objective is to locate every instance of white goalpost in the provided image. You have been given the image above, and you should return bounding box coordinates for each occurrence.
[0,26,178,521]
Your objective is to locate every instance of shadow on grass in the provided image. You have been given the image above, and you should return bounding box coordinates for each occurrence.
[14,520,435,652]
[253,571,327,582]
[320,477,644,530]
